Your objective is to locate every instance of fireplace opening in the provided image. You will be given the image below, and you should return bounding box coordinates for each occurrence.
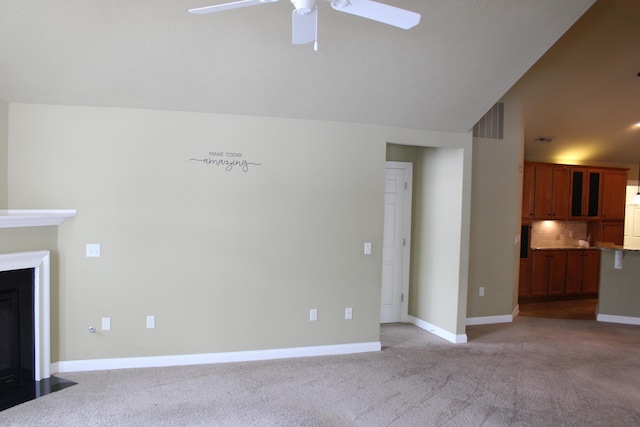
[0,264,76,411]
[0,268,35,391]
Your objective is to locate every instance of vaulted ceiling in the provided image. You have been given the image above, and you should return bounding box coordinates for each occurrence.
[1,1,595,148]
[513,0,640,166]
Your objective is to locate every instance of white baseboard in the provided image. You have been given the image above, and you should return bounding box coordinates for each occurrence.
[466,314,514,326]
[407,315,467,344]
[52,341,381,374]
[466,306,518,326]
[467,304,520,325]
[596,313,640,326]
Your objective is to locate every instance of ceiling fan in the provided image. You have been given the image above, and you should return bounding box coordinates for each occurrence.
[188,0,421,51]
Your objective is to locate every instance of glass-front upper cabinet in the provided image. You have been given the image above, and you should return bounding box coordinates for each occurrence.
[570,168,602,220]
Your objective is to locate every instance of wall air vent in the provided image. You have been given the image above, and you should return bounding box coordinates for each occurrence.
[534,136,554,143]
[472,102,504,140]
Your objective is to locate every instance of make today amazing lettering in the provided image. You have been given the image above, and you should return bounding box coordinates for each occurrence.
[189,151,262,173]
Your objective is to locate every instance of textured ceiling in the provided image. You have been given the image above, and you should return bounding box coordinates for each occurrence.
[0,0,592,135]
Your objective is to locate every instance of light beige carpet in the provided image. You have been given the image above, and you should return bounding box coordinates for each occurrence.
[1,317,639,426]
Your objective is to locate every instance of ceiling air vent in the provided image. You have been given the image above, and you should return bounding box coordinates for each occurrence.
[473,102,504,140]
[534,136,554,143]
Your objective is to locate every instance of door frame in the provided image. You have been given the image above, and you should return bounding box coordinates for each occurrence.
[384,161,413,322]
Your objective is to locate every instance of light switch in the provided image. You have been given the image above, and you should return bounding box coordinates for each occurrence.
[364,242,372,255]
[102,317,111,331]
[146,315,155,329]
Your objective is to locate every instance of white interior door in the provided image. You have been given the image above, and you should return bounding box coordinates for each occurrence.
[380,162,412,323]
[624,205,640,249]
[624,186,640,248]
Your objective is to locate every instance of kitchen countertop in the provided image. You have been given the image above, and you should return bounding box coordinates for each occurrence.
[597,245,640,252]
[531,246,598,250]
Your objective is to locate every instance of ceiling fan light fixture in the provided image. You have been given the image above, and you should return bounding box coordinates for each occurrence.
[291,0,317,14]
[331,0,350,8]
[190,0,420,48]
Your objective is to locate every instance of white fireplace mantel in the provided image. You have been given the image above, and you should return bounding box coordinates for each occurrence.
[0,209,77,228]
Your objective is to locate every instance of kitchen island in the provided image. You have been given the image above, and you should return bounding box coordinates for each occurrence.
[597,246,640,325]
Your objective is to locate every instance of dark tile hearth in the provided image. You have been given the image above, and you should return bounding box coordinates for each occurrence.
[0,376,76,412]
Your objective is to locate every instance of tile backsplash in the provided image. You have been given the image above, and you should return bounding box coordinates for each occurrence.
[530,221,588,248]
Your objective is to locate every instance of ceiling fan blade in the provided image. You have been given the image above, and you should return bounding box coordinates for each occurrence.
[292,8,318,45]
[189,0,276,14]
[330,0,420,29]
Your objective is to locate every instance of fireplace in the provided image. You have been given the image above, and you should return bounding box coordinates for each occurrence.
[0,251,51,383]
[0,268,35,389]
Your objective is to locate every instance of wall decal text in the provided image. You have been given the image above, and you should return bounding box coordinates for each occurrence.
[189,151,262,173]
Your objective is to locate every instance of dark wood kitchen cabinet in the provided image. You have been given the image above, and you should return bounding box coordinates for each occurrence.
[601,170,627,221]
[533,165,570,220]
[531,250,567,297]
[600,221,624,246]
[525,162,627,224]
[569,168,602,220]
[525,249,600,299]
[566,250,600,295]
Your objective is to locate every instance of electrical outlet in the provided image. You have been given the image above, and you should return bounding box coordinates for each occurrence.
[345,307,353,320]
[309,309,317,321]
[86,243,101,258]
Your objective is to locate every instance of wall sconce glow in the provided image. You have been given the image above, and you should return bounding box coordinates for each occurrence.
[634,121,640,128]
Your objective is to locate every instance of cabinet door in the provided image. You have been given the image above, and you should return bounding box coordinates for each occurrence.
[586,169,602,218]
[522,163,535,221]
[533,165,553,220]
[602,170,627,220]
[530,251,550,297]
[565,251,584,295]
[552,167,570,220]
[582,250,600,294]
[569,168,587,220]
[547,251,567,296]
[601,221,624,246]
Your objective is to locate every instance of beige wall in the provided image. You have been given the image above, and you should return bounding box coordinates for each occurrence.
[8,103,472,362]
[0,99,7,208]
[387,140,473,337]
[410,147,469,334]
[598,249,640,318]
[467,93,523,319]
[389,95,524,325]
